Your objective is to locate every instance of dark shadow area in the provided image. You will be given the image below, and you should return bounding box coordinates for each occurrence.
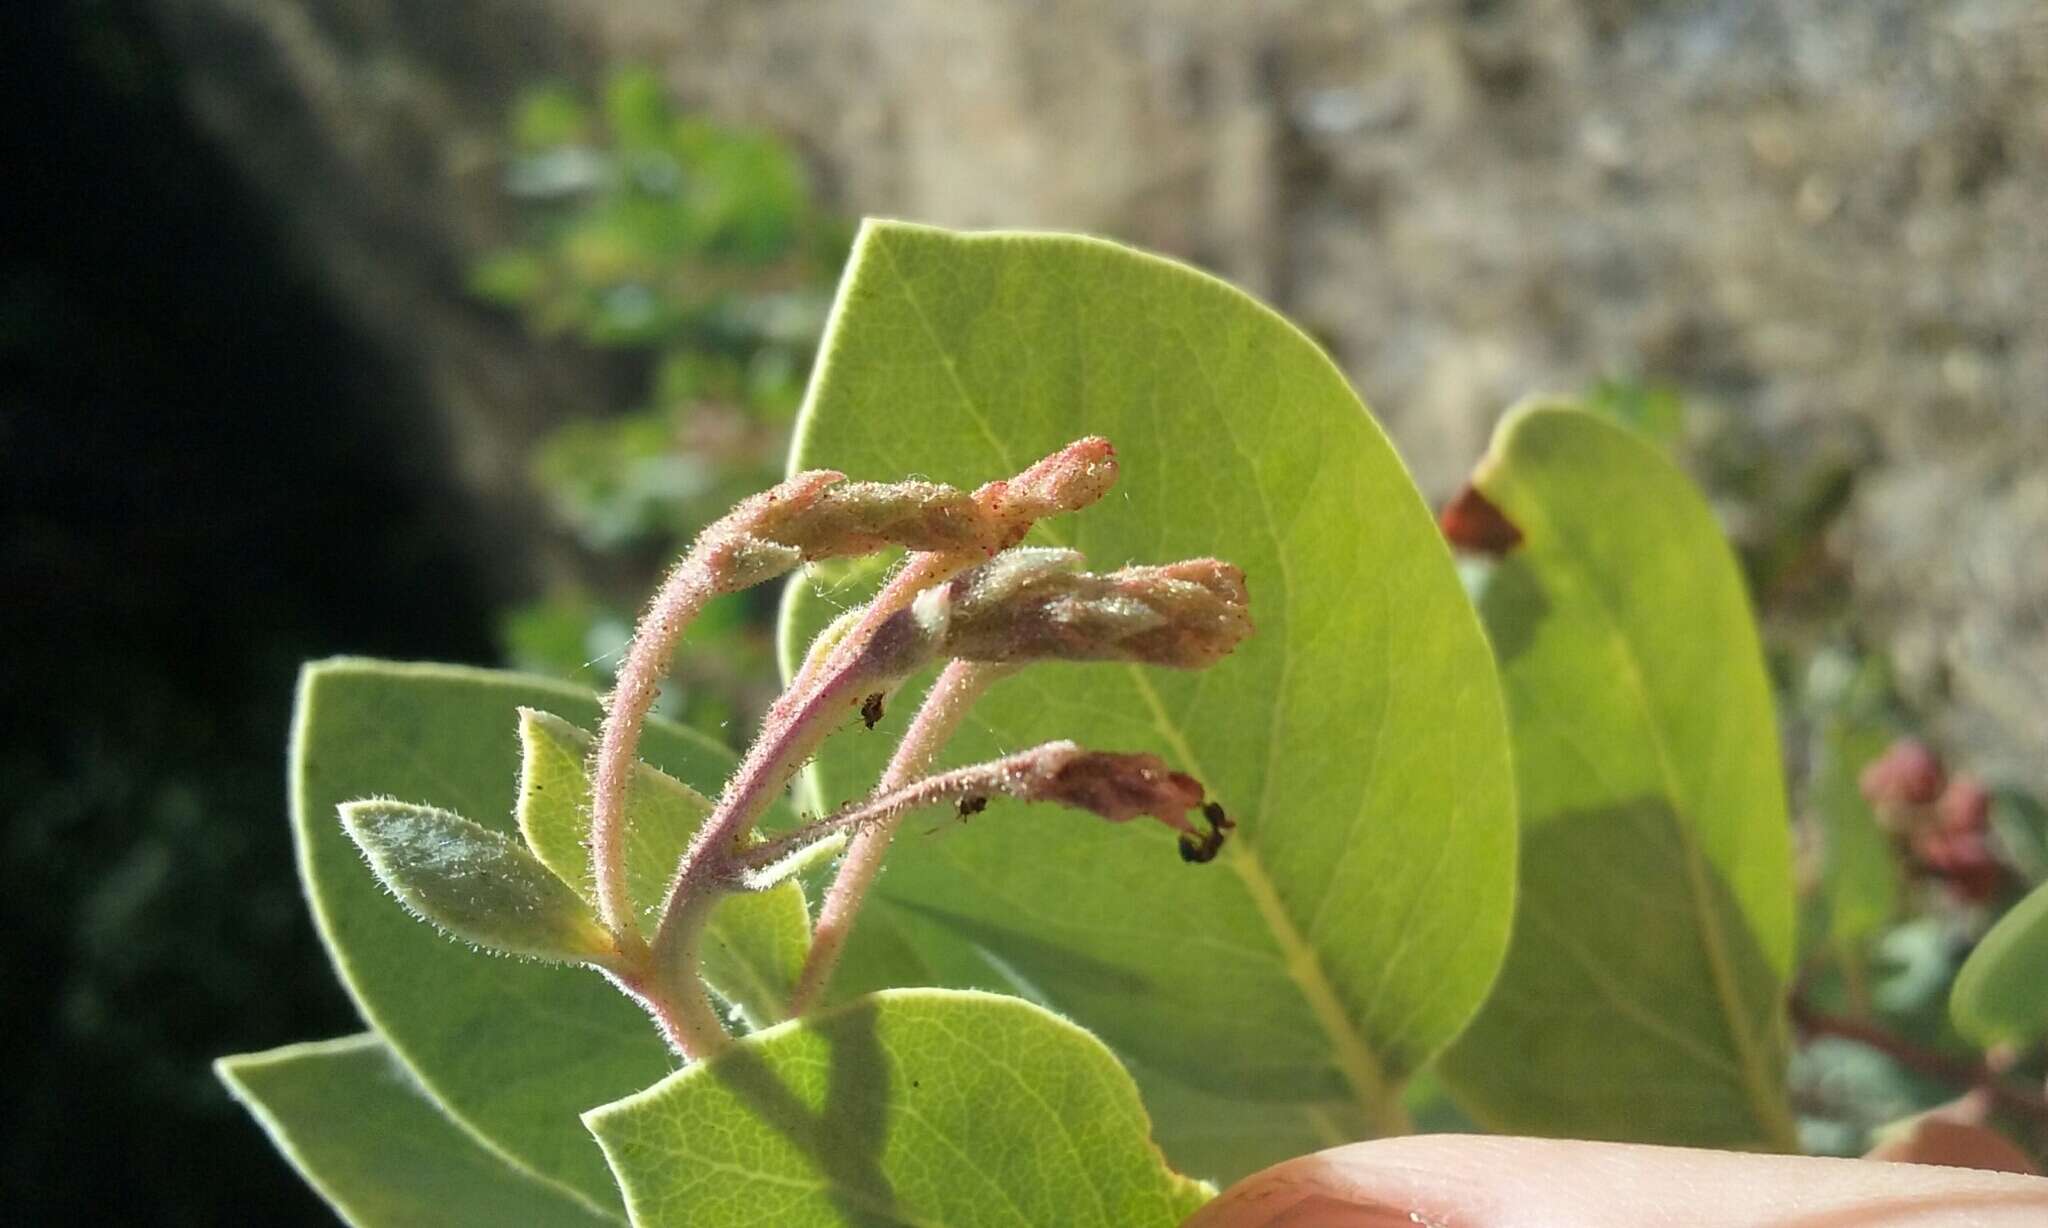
[888,893,1351,1105]
[1,3,497,1221]
[704,1000,898,1223]
[1443,796,1788,1149]
[1471,553,1552,668]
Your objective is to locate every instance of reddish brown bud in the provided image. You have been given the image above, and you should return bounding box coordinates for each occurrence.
[1440,482,1522,555]
[1861,738,1945,808]
[732,739,1230,881]
[1039,750,1208,834]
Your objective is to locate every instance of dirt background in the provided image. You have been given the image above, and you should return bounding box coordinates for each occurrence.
[149,0,2048,793]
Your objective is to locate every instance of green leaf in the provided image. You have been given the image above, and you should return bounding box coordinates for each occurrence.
[1815,721,1900,946]
[1436,402,1799,1149]
[341,799,614,963]
[1951,879,2048,1046]
[584,989,1211,1227]
[216,1034,613,1228]
[1990,790,2048,884]
[779,221,1517,1175]
[293,658,783,1213]
[516,708,811,1024]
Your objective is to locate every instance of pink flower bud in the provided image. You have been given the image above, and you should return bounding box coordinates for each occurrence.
[977,436,1120,532]
[1938,776,1991,835]
[695,469,845,595]
[938,551,1252,669]
[734,438,1123,570]
[1107,559,1252,670]
[1859,738,1945,808]
[1912,826,2004,903]
[768,480,988,557]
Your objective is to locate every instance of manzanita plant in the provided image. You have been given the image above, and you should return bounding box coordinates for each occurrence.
[213,221,2044,1226]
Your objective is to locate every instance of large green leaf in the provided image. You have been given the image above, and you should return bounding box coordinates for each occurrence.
[585,989,1210,1227]
[216,1034,612,1228]
[778,221,1517,1174]
[293,658,791,1212]
[1436,403,1799,1149]
[1951,880,2048,1047]
[516,708,810,1024]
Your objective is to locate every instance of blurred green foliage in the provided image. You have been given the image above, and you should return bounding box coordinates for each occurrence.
[474,68,849,739]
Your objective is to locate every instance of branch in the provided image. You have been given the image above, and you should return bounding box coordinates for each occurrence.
[646,604,946,982]
[749,737,1220,875]
[587,470,841,950]
[785,549,1254,1014]
[781,437,1121,710]
[608,440,1129,1053]
[1790,996,2048,1122]
[594,439,1116,959]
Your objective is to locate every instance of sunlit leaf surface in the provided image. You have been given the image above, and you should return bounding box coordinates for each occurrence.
[780,221,1517,1178]
[586,990,1210,1227]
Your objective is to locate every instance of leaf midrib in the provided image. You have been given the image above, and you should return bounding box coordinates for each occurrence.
[1503,492,1797,1151]
[1126,668,1402,1132]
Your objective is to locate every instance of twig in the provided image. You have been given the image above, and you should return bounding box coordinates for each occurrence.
[788,661,1009,1013]
[1791,996,2048,1121]
[647,607,942,991]
[587,471,842,953]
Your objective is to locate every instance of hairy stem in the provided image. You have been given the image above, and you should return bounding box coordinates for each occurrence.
[607,953,731,1062]
[783,552,971,712]
[789,661,1010,1015]
[739,734,1116,878]
[647,613,934,1028]
[590,558,719,956]
[586,441,1120,1055]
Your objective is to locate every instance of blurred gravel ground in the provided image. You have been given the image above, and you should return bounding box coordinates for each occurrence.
[152,0,2048,791]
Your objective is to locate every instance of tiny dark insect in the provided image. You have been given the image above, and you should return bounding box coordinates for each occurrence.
[1178,801,1237,865]
[860,692,885,729]
[958,795,988,818]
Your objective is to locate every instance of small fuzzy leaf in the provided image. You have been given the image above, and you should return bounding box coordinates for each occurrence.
[341,800,615,964]
[1951,879,2048,1047]
[216,1034,613,1228]
[516,708,810,1023]
[584,989,1211,1228]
